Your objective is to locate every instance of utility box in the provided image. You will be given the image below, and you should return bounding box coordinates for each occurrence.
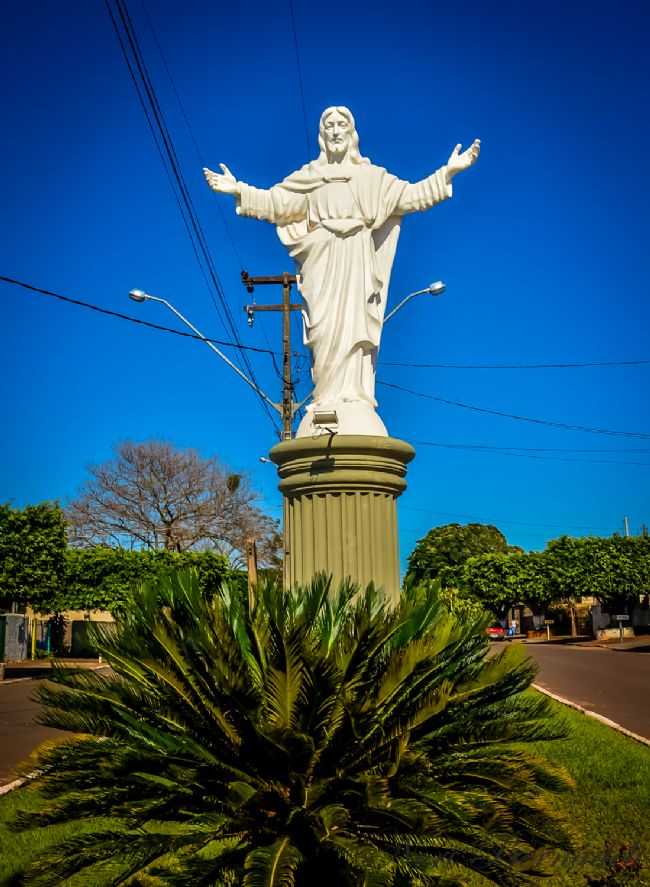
[0,614,29,662]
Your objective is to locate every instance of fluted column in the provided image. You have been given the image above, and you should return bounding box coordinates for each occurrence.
[269,435,415,603]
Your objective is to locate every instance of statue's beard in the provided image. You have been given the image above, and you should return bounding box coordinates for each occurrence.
[326,144,348,163]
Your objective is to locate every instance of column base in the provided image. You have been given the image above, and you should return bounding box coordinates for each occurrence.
[269,435,415,603]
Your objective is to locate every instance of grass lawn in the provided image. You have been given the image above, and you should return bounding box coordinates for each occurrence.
[1,694,649,886]
[529,697,650,886]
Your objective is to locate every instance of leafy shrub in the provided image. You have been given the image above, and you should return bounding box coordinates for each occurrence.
[48,548,234,615]
[12,571,573,885]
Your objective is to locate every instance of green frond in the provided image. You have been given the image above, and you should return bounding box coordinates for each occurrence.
[10,567,572,886]
[243,837,302,887]
[263,634,309,732]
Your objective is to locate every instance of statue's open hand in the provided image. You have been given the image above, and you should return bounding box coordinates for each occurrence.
[203,164,240,196]
[446,139,481,179]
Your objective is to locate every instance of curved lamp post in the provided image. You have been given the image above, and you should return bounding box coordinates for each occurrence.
[383,280,446,324]
[128,280,445,418]
[128,289,278,413]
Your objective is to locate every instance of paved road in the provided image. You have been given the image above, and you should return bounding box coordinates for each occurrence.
[1,649,648,786]
[0,679,64,785]
[524,644,650,740]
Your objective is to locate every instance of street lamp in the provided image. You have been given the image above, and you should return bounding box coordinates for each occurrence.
[383,280,446,324]
[128,288,278,414]
[128,280,445,422]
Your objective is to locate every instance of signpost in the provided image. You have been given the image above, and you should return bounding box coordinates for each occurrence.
[543,619,554,641]
[614,614,630,643]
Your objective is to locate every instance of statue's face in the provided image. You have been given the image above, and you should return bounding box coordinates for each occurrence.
[323,110,351,158]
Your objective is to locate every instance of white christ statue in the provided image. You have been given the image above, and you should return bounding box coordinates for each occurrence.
[204,106,480,437]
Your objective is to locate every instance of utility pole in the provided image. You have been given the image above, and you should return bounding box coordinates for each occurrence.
[246,536,258,609]
[241,271,301,440]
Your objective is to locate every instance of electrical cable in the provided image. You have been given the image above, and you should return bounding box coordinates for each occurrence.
[103,0,214,297]
[399,505,615,533]
[115,0,235,334]
[139,1,294,414]
[14,262,647,448]
[410,442,650,453]
[105,0,218,322]
[106,0,281,435]
[139,0,246,269]
[1,274,280,355]
[410,440,650,468]
[141,2,311,429]
[383,358,650,369]
[378,380,650,440]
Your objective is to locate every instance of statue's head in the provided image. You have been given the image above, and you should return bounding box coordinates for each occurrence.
[318,106,369,164]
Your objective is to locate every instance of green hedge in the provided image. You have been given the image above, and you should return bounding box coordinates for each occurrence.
[39,548,238,615]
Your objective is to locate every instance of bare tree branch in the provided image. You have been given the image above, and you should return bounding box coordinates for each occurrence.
[65,441,281,566]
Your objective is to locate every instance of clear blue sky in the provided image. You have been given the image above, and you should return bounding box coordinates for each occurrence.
[2,0,649,563]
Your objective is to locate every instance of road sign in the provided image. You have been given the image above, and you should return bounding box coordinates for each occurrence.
[614,614,630,621]
[544,619,555,625]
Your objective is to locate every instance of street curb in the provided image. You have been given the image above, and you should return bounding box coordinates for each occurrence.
[0,777,27,796]
[0,767,40,797]
[0,663,107,687]
[532,683,650,748]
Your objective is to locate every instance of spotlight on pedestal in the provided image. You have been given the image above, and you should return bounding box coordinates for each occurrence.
[313,410,339,427]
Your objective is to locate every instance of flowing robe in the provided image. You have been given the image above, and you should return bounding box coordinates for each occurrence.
[237,161,452,410]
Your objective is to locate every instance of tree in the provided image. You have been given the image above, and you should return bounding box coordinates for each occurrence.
[406,522,512,587]
[512,551,554,615]
[545,535,650,615]
[461,551,522,616]
[543,536,587,636]
[0,502,66,610]
[65,440,280,567]
[14,570,573,885]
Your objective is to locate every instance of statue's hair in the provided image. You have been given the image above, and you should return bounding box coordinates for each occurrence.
[318,106,370,165]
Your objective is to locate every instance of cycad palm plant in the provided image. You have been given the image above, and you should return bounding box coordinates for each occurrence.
[12,571,573,885]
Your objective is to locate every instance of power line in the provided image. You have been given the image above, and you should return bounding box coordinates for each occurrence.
[383,358,650,369]
[412,441,650,454]
[143,1,308,379]
[139,0,246,269]
[110,0,221,316]
[105,0,280,435]
[1,274,280,355]
[411,439,650,467]
[399,505,615,533]
[378,380,650,440]
[103,0,212,295]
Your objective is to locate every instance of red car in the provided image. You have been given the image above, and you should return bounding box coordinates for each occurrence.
[486,623,506,641]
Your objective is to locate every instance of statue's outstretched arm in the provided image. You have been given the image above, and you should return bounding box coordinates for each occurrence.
[204,164,306,224]
[397,139,481,215]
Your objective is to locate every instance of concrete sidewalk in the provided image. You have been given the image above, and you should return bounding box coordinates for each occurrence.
[517,635,650,652]
[567,636,650,652]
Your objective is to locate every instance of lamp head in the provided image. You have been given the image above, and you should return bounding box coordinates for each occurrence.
[128,289,148,303]
[313,409,339,427]
[428,281,446,296]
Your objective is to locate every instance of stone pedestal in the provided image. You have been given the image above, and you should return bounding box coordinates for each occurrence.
[269,435,415,603]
